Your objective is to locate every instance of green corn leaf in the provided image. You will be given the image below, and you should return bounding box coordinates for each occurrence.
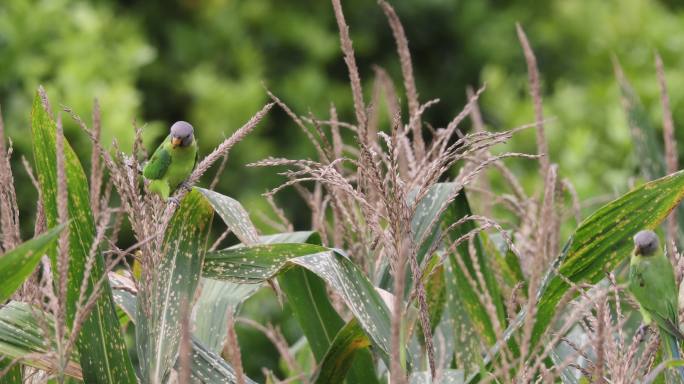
[196,187,259,245]
[112,288,256,384]
[193,280,259,353]
[311,319,370,384]
[0,357,21,384]
[0,301,82,380]
[204,243,393,364]
[263,231,377,384]
[192,188,262,354]
[0,224,64,303]
[467,170,684,383]
[439,185,506,345]
[136,189,213,383]
[444,252,482,375]
[30,91,135,383]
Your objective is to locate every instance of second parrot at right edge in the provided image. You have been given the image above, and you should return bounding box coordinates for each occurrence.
[629,229,684,380]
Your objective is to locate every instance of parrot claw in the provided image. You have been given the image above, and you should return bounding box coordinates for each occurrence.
[168,197,180,207]
[636,324,649,340]
[179,181,192,191]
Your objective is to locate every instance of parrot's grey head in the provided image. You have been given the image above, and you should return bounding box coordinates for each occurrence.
[633,230,659,256]
[170,121,194,148]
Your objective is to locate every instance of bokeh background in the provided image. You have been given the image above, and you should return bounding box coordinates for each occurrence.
[3,0,684,379]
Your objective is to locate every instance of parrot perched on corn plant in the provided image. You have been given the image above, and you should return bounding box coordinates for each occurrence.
[143,121,198,200]
[629,229,684,380]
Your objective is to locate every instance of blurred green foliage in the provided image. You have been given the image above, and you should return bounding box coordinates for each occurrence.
[3,0,684,379]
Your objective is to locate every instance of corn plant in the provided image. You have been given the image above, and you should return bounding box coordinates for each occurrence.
[1,1,684,384]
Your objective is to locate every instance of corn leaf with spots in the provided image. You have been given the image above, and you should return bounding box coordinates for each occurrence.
[410,370,464,383]
[467,169,684,383]
[204,244,393,364]
[192,188,262,354]
[271,232,378,384]
[439,185,506,345]
[196,187,259,244]
[30,91,136,383]
[136,189,213,383]
[311,319,370,384]
[0,224,63,303]
[192,280,259,353]
[111,288,255,384]
[0,301,82,380]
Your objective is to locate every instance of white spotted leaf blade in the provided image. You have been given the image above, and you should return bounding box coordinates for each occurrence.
[192,188,261,353]
[30,91,136,383]
[267,232,378,384]
[112,288,256,384]
[136,189,213,383]
[204,243,393,363]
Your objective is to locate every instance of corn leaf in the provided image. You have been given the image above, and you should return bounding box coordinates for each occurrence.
[0,224,63,303]
[311,319,370,384]
[112,288,256,384]
[439,185,506,345]
[30,91,135,383]
[0,301,82,380]
[196,187,259,244]
[136,189,213,383]
[204,243,393,364]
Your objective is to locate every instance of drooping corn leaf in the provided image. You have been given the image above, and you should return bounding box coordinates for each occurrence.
[204,243,393,364]
[196,187,259,245]
[0,301,82,380]
[312,319,370,384]
[531,170,684,346]
[30,91,135,383]
[136,189,213,383]
[0,224,63,303]
[112,288,256,384]
[467,170,684,383]
[263,232,378,384]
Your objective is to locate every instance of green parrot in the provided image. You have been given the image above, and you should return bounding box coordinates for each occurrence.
[629,229,684,378]
[143,121,198,200]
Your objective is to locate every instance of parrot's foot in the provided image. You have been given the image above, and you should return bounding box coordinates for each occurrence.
[179,180,192,191]
[168,196,181,207]
[636,324,650,340]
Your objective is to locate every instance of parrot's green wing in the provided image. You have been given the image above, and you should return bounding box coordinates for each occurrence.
[143,141,171,180]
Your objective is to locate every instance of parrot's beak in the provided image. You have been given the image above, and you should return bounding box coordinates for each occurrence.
[171,136,183,148]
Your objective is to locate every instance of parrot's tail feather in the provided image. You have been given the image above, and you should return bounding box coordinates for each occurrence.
[661,330,684,380]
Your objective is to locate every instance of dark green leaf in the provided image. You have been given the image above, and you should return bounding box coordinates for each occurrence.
[312,319,370,384]
[0,224,63,303]
[440,185,506,345]
[30,91,135,383]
